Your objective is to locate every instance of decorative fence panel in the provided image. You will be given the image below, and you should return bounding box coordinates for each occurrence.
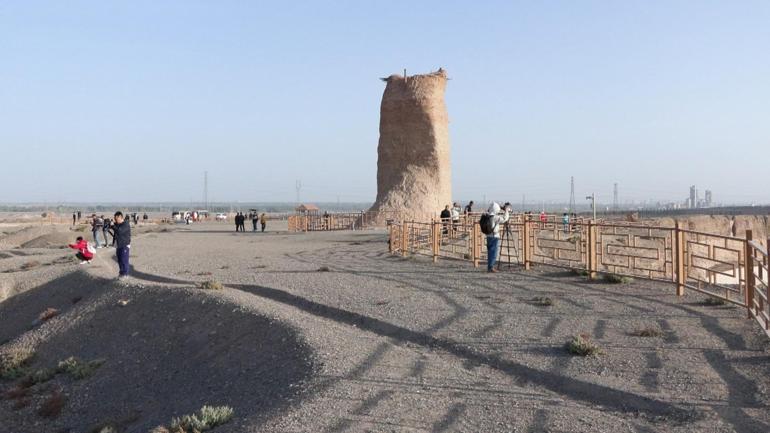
[389,218,770,338]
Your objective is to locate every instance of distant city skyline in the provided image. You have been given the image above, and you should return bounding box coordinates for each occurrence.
[1,1,768,205]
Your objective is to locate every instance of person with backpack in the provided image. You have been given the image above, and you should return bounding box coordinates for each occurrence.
[112,211,131,278]
[68,236,94,264]
[480,202,510,273]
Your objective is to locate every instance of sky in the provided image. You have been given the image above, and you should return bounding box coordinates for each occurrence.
[1,1,768,206]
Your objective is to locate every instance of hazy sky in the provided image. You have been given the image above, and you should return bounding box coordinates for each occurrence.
[1,1,768,205]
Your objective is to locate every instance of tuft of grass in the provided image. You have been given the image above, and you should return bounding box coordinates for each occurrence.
[196,271,212,276]
[199,280,224,291]
[566,334,603,356]
[532,296,554,307]
[0,348,34,380]
[572,268,590,277]
[28,367,57,384]
[602,273,634,284]
[38,308,60,323]
[220,265,230,270]
[631,327,664,338]
[169,405,234,432]
[317,266,331,272]
[57,356,105,379]
[38,389,66,418]
[703,296,728,306]
[20,260,41,270]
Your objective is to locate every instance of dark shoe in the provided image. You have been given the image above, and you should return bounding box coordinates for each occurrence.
[487,268,498,273]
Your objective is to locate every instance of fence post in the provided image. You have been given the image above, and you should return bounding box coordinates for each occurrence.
[472,222,480,268]
[675,222,686,296]
[523,220,531,270]
[401,222,408,257]
[432,222,440,263]
[587,220,597,279]
[745,230,755,318]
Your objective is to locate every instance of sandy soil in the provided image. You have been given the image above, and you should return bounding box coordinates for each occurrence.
[1,221,769,433]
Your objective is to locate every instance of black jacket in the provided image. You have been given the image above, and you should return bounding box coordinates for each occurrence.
[113,220,131,248]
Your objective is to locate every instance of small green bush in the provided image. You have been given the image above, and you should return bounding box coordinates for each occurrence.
[572,269,590,277]
[631,327,663,338]
[169,405,234,432]
[703,296,727,306]
[602,273,633,284]
[566,334,602,356]
[0,349,34,380]
[29,367,56,384]
[532,296,554,307]
[57,356,104,379]
[199,280,224,291]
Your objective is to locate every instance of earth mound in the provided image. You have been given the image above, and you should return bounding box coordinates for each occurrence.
[0,272,316,432]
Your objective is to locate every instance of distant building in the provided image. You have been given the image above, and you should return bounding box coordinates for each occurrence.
[705,190,713,207]
[689,185,698,209]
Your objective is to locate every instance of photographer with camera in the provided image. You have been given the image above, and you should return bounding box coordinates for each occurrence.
[479,201,511,273]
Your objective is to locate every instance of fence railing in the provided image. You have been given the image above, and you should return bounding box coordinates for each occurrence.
[390,218,770,337]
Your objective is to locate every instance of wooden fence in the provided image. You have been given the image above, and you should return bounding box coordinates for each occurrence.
[390,218,770,337]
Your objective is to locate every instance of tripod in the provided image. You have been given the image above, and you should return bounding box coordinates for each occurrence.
[498,222,520,270]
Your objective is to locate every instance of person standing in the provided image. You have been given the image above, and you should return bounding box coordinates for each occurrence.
[77,210,82,221]
[260,212,267,232]
[485,202,510,273]
[234,213,241,232]
[102,216,112,247]
[562,212,570,233]
[72,212,77,226]
[112,211,131,278]
[440,205,451,235]
[464,201,474,215]
[91,214,104,248]
[539,211,547,224]
[451,202,461,235]
[252,212,259,232]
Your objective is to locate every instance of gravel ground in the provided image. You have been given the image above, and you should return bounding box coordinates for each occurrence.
[1,221,769,433]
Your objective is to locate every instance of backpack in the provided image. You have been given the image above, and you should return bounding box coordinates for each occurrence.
[86,242,96,254]
[479,214,495,235]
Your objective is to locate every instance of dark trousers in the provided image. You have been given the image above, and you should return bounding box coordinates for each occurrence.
[252,220,257,231]
[261,223,266,232]
[116,246,130,276]
[76,252,91,261]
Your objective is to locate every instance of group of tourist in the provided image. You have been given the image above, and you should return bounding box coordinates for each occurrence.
[235,211,267,232]
[69,211,131,278]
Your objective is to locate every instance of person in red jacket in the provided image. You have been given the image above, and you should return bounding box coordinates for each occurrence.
[68,236,94,264]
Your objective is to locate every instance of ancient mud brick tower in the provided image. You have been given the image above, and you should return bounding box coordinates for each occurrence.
[369,69,451,220]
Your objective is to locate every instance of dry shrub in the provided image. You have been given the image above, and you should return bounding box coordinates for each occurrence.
[0,348,34,380]
[20,260,41,270]
[38,389,66,418]
[532,296,554,307]
[631,327,663,338]
[4,385,30,400]
[704,297,727,306]
[28,367,56,384]
[38,308,60,323]
[196,272,213,276]
[169,405,234,432]
[317,266,331,272]
[199,280,223,291]
[603,273,633,284]
[12,398,30,410]
[572,269,590,277]
[566,334,602,356]
[57,356,105,379]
